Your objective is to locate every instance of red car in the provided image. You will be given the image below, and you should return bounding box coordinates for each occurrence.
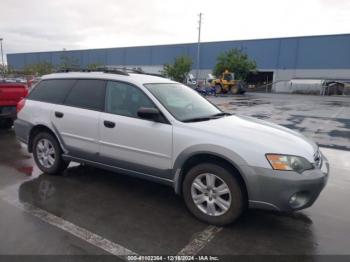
[0,82,28,129]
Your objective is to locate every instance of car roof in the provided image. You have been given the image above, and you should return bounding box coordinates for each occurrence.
[41,71,176,86]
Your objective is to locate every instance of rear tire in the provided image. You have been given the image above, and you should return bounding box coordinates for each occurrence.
[183,163,244,225]
[33,132,69,175]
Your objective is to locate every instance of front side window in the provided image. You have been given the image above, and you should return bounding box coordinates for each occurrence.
[64,79,106,111]
[105,81,155,118]
[28,79,76,104]
[144,83,222,122]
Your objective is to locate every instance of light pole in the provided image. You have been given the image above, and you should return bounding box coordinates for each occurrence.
[0,38,4,77]
[196,13,203,82]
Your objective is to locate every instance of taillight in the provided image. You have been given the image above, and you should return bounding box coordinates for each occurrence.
[17,98,26,113]
[24,86,29,97]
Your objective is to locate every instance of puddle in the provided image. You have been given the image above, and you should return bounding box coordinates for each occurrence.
[328,130,350,139]
[322,101,350,107]
[251,114,271,120]
[16,166,34,176]
[229,99,270,106]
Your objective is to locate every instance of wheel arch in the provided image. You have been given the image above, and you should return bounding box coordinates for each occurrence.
[28,124,66,153]
[173,147,249,201]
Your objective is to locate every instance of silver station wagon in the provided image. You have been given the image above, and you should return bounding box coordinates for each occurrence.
[14,69,329,225]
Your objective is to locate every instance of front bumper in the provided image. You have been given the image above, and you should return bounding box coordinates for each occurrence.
[246,153,329,212]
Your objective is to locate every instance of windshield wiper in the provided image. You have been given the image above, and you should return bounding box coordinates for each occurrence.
[183,117,213,123]
[211,112,231,117]
[183,112,231,123]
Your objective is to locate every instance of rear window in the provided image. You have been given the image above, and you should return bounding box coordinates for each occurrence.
[64,79,106,111]
[28,79,76,104]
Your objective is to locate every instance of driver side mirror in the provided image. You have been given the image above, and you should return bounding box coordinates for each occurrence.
[137,107,160,121]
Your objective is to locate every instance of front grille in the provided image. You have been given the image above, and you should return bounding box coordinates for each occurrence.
[314,150,322,169]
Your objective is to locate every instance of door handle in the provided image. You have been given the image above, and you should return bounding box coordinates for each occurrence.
[55,112,64,118]
[104,120,115,128]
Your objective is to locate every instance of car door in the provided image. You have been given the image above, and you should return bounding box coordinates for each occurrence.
[99,81,173,180]
[51,79,106,160]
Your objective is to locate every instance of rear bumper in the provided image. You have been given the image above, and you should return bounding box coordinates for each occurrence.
[0,106,16,119]
[14,119,32,144]
[246,154,329,212]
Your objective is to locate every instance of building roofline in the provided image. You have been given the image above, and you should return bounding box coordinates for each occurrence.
[7,32,350,56]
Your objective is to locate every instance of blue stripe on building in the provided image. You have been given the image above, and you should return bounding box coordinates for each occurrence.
[7,33,350,70]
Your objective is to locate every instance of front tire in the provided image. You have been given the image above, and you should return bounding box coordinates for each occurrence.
[33,132,69,175]
[183,163,244,225]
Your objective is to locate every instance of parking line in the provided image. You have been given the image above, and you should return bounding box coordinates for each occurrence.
[0,182,223,257]
[177,225,222,255]
[0,185,138,259]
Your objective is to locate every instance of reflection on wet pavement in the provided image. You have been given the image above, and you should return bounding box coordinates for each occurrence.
[16,167,318,255]
[0,129,36,177]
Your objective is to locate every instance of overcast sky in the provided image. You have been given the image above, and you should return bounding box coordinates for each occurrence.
[1,0,349,61]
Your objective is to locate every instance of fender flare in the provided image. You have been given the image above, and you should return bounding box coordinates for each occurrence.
[172,144,249,194]
[28,122,68,154]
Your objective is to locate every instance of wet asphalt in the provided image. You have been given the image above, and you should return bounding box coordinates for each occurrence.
[0,93,349,258]
[208,93,350,151]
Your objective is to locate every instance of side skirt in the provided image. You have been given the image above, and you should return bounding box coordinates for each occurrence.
[62,154,174,187]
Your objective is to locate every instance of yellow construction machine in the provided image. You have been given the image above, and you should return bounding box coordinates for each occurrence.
[211,70,245,94]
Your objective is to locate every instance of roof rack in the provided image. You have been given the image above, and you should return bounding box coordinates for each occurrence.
[101,66,145,75]
[57,67,129,76]
[56,66,166,78]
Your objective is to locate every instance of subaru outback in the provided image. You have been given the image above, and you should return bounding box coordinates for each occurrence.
[14,70,329,225]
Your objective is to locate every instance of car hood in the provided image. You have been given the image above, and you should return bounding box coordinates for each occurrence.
[188,115,318,163]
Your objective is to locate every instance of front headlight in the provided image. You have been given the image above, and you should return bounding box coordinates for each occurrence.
[266,154,314,173]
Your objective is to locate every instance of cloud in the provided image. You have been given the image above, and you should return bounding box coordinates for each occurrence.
[1,0,350,63]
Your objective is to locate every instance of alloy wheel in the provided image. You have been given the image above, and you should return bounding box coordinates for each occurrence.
[191,173,232,216]
[36,138,56,169]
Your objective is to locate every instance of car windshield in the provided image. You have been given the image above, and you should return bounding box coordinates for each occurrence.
[223,73,233,81]
[144,83,224,122]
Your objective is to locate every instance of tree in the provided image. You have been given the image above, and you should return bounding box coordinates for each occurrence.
[23,62,54,75]
[6,65,15,74]
[0,64,6,76]
[59,55,80,70]
[86,63,103,70]
[163,55,192,83]
[213,48,257,80]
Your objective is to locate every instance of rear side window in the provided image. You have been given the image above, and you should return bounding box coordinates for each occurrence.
[64,79,106,111]
[28,79,76,104]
